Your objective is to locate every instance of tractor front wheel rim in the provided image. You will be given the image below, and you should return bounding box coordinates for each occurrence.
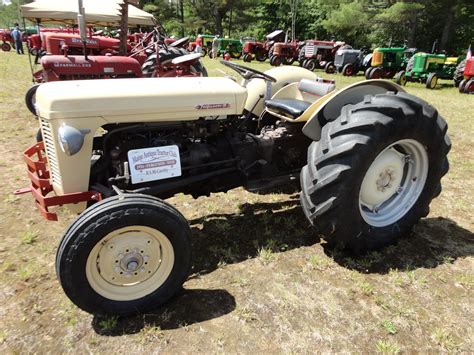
[86,225,174,301]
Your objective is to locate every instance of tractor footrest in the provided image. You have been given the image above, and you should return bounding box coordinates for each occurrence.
[14,141,101,221]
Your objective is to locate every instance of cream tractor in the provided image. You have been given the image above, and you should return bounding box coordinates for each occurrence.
[17,61,450,315]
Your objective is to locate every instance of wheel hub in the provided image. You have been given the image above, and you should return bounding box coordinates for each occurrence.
[376,168,395,192]
[119,250,144,272]
[360,149,404,208]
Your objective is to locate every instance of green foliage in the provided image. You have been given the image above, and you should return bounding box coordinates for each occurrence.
[321,2,370,46]
[0,0,33,28]
[1,0,470,54]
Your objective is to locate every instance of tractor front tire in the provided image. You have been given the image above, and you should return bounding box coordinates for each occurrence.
[365,67,373,80]
[395,71,407,86]
[458,79,467,93]
[243,54,251,62]
[426,73,438,89]
[464,79,474,94]
[369,67,382,79]
[25,84,40,116]
[270,55,281,66]
[300,92,450,253]
[255,51,267,62]
[230,51,242,59]
[325,61,335,74]
[342,63,354,76]
[56,194,192,316]
[284,57,295,66]
[304,59,317,71]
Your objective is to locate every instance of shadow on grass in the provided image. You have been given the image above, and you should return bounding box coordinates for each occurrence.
[92,288,235,336]
[189,196,318,276]
[324,217,474,274]
[92,200,472,335]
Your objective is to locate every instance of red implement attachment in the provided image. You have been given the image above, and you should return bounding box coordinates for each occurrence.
[14,142,101,221]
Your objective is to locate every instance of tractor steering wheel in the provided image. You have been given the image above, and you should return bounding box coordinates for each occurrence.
[220,60,277,83]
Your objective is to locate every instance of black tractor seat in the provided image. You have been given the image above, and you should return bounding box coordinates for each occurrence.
[265,78,335,120]
[265,99,311,119]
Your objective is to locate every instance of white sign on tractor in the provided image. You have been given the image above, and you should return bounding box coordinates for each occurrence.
[127,145,181,184]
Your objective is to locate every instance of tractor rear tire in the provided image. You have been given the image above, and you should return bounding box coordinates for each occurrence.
[453,59,466,87]
[342,63,354,76]
[395,71,407,86]
[56,194,192,316]
[1,42,11,51]
[300,92,450,253]
[325,61,335,74]
[25,84,40,116]
[426,73,438,89]
[304,59,317,71]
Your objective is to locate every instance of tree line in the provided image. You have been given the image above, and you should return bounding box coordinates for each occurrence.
[141,0,473,54]
[1,0,472,54]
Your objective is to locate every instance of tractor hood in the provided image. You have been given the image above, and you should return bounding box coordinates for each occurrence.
[35,77,248,121]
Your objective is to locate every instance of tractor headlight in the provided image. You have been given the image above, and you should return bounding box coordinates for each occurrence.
[58,124,89,156]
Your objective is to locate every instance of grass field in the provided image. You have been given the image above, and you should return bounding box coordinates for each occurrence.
[0,52,473,353]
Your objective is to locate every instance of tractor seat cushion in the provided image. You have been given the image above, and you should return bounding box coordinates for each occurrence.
[265,99,312,119]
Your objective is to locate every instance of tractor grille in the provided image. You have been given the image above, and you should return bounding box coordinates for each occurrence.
[372,51,383,66]
[305,45,315,56]
[40,118,62,186]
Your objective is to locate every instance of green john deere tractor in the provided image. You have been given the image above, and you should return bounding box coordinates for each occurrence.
[198,34,216,57]
[365,47,417,79]
[208,37,243,59]
[396,53,462,89]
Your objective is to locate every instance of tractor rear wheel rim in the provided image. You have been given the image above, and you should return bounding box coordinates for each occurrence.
[86,225,174,301]
[359,139,428,227]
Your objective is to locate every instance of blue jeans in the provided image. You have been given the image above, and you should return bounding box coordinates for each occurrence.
[15,40,24,54]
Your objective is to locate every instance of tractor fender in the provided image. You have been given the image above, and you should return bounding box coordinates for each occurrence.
[245,66,317,117]
[302,79,406,141]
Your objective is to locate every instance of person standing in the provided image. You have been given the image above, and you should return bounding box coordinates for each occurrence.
[212,35,219,59]
[195,34,202,54]
[11,23,24,54]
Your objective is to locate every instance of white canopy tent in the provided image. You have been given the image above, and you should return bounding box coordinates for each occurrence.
[20,0,156,26]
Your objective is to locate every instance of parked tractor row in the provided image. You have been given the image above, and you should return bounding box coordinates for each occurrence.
[24,29,208,116]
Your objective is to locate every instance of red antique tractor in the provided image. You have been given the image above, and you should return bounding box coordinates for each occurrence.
[242,40,267,62]
[25,41,207,116]
[457,58,474,94]
[42,32,127,56]
[27,27,84,56]
[269,40,302,66]
[0,29,14,51]
[242,30,286,63]
[299,40,344,71]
